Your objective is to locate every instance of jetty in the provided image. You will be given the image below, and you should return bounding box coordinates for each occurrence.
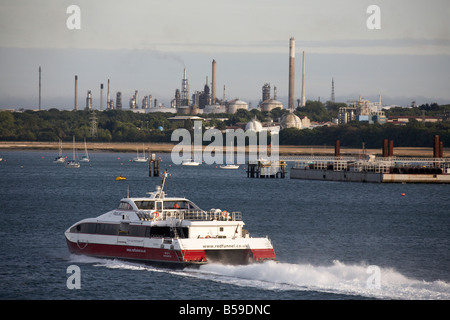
[290,136,450,184]
[247,159,287,178]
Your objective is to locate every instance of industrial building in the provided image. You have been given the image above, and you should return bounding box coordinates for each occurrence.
[259,83,283,112]
[338,96,386,124]
[68,37,381,126]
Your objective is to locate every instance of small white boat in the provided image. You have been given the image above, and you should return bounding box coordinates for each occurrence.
[220,142,238,169]
[65,160,80,168]
[54,156,65,163]
[133,144,148,162]
[79,139,90,162]
[54,139,65,163]
[65,136,80,168]
[220,164,239,169]
[182,158,200,166]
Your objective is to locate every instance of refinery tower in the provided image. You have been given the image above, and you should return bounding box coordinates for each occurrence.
[288,37,295,110]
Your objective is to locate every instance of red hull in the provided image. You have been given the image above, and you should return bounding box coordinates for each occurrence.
[66,239,275,266]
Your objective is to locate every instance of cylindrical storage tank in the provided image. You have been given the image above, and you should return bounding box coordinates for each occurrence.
[261,99,283,112]
[227,99,248,114]
[176,106,190,115]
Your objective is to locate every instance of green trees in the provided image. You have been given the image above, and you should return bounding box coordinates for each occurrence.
[0,109,174,143]
[0,104,448,148]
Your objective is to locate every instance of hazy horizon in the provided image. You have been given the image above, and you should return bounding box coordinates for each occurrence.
[1,0,449,110]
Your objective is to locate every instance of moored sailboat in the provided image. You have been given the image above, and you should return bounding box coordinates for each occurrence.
[53,139,65,163]
[65,136,80,168]
[79,138,90,162]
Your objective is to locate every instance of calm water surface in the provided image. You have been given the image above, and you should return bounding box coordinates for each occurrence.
[0,150,449,300]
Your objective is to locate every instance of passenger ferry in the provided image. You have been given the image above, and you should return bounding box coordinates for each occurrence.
[65,173,276,267]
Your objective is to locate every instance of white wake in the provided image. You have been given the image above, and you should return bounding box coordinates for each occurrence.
[69,255,450,300]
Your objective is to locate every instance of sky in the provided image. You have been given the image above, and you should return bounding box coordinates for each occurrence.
[0,0,449,110]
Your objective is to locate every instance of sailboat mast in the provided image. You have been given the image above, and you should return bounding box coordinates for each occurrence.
[73,136,76,160]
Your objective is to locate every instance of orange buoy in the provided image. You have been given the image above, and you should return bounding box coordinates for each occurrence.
[401,193,406,196]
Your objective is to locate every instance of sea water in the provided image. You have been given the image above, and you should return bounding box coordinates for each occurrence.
[0,150,449,300]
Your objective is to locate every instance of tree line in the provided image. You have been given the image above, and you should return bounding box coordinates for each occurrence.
[0,102,449,148]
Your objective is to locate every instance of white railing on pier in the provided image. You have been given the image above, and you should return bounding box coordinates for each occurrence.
[292,155,450,173]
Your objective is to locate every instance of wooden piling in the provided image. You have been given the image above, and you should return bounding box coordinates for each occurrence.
[148,153,160,177]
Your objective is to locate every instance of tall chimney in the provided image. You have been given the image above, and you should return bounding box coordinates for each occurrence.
[100,83,104,110]
[107,79,110,109]
[74,75,78,111]
[301,51,305,107]
[212,59,217,104]
[288,37,295,111]
[38,66,41,110]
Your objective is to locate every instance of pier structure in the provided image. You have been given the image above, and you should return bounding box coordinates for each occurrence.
[289,137,449,183]
[290,155,450,183]
[148,153,160,177]
[247,159,287,178]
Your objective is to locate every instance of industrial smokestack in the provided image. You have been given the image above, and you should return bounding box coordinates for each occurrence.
[39,66,41,110]
[289,37,295,111]
[301,51,305,107]
[107,79,110,109]
[100,84,104,110]
[181,68,189,106]
[212,59,217,104]
[74,75,78,111]
[86,90,92,110]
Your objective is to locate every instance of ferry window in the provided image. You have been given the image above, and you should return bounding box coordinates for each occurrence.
[128,225,146,237]
[118,201,132,210]
[96,224,119,235]
[149,226,171,238]
[187,201,199,210]
[75,223,97,234]
[164,201,188,209]
[134,201,155,210]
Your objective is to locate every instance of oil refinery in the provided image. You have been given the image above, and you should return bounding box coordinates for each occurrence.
[71,38,310,117]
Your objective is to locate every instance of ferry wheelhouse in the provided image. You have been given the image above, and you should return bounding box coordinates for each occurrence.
[65,174,276,266]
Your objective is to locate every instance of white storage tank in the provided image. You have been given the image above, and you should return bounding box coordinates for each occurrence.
[227,99,248,114]
[261,99,283,112]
